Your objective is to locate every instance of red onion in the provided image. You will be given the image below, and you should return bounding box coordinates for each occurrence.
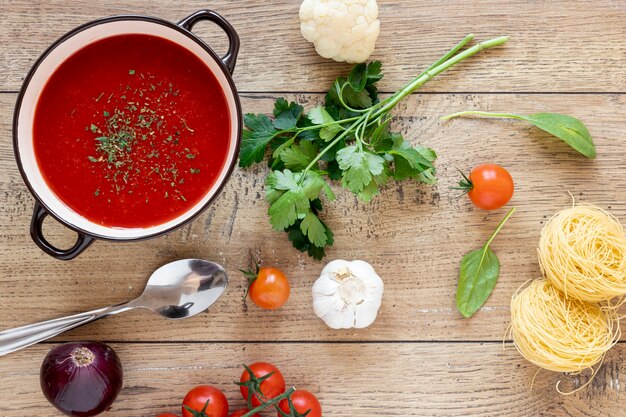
[40,341,123,417]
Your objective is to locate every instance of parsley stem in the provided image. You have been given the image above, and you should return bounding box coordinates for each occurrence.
[295,116,361,131]
[300,114,368,180]
[372,36,509,120]
[370,33,476,115]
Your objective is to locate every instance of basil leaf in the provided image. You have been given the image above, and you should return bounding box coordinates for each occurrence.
[521,113,595,159]
[456,247,500,318]
[456,207,515,318]
[441,111,596,158]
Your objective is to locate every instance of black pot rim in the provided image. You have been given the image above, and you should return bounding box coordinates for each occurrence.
[13,13,242,242]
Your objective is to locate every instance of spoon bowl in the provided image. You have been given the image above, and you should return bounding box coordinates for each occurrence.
[140,259,228,319]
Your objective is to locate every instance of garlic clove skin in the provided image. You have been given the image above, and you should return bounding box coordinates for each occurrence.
[312,259,384,329]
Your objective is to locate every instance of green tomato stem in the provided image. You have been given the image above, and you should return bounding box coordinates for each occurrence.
[484,207,516,250]
[441,110,522,121]
[241,387,296,417]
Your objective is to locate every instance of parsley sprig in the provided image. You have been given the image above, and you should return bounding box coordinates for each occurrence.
[239,34,508,259]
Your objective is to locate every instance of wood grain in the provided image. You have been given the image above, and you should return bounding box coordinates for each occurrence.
[2,92,626,343]
[1,1,626,93]
[3,1,626,415]
[1,342,625,417]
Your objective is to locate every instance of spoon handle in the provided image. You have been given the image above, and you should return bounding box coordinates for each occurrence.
[0,303,132,356]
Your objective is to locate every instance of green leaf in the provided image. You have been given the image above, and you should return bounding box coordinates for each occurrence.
[327,160,342,180]
[522,113,595,158]
[286,201,333,260]
[387,135,437,182]
[266,169,299,191]
[271,137,295,159]
[279,141,318,170]
[456,247,500,318]
[358,167,389,202]
[358,179,380,202]
[342,86,372,109]
[370,119,392,150]
[365,61,383,85]
[240,114,279,167]
[301,171,326,200]
[389,147,433,170]
[300,212,328,247]
[348,63,368,92]
[273,99,303,130]
[442,111,596,158]
[267,189,309,230]
[456,208,516,318]
[308,107,342,141]
[336,146,385,193]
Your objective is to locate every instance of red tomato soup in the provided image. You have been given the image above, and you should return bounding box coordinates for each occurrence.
[33,34,231,228]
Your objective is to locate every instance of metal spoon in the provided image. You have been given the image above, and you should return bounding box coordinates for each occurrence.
[0,259,228,356]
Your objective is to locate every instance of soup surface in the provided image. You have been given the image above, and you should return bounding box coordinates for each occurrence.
[33,33,231,228]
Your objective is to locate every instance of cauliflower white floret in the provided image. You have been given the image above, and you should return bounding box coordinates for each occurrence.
[299,0,380,63]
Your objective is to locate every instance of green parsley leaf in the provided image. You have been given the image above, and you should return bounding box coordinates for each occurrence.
[267,188,309,230]
[300,212,328,247]
[308,107,342,141]
[279,141,318,170]
[286,202,334,260]
[128,69,135,75]
[273,98,304,130]
[348,63,368,92]
[239,114,279,167]
[336,146,385,193]
[364,61,383,85]
[265,170,327,231]
[342,83,372,109]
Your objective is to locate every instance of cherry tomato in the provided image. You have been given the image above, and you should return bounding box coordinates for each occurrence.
[247,267,290,310]
[278,390,321,417]
[228,409,260,417]
[156,414,179,417]
[182,386,229,417]
[463,164,514,210]
[239,362,286,408]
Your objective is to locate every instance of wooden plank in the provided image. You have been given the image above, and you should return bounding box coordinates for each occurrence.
[1,342,625,416]
[2,92,626,342]
[1,1,626,93]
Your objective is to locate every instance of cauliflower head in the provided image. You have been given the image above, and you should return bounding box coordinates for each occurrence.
[299,0,380,63]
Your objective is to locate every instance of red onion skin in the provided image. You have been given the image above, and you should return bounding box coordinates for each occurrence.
[40,341,123,417]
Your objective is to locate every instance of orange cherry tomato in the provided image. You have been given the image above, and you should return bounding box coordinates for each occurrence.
[464,164,514,210]
[248,267,290,310]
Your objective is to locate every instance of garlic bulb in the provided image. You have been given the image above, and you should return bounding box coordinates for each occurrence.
[312,259,383,329]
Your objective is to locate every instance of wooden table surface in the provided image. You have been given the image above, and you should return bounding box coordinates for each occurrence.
[2,1,626,416]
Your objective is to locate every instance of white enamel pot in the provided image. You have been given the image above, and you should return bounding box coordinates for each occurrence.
[13,10,242,260]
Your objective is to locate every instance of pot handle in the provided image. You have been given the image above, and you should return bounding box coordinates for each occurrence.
[178,10,240,74]
[30,202,95,261]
